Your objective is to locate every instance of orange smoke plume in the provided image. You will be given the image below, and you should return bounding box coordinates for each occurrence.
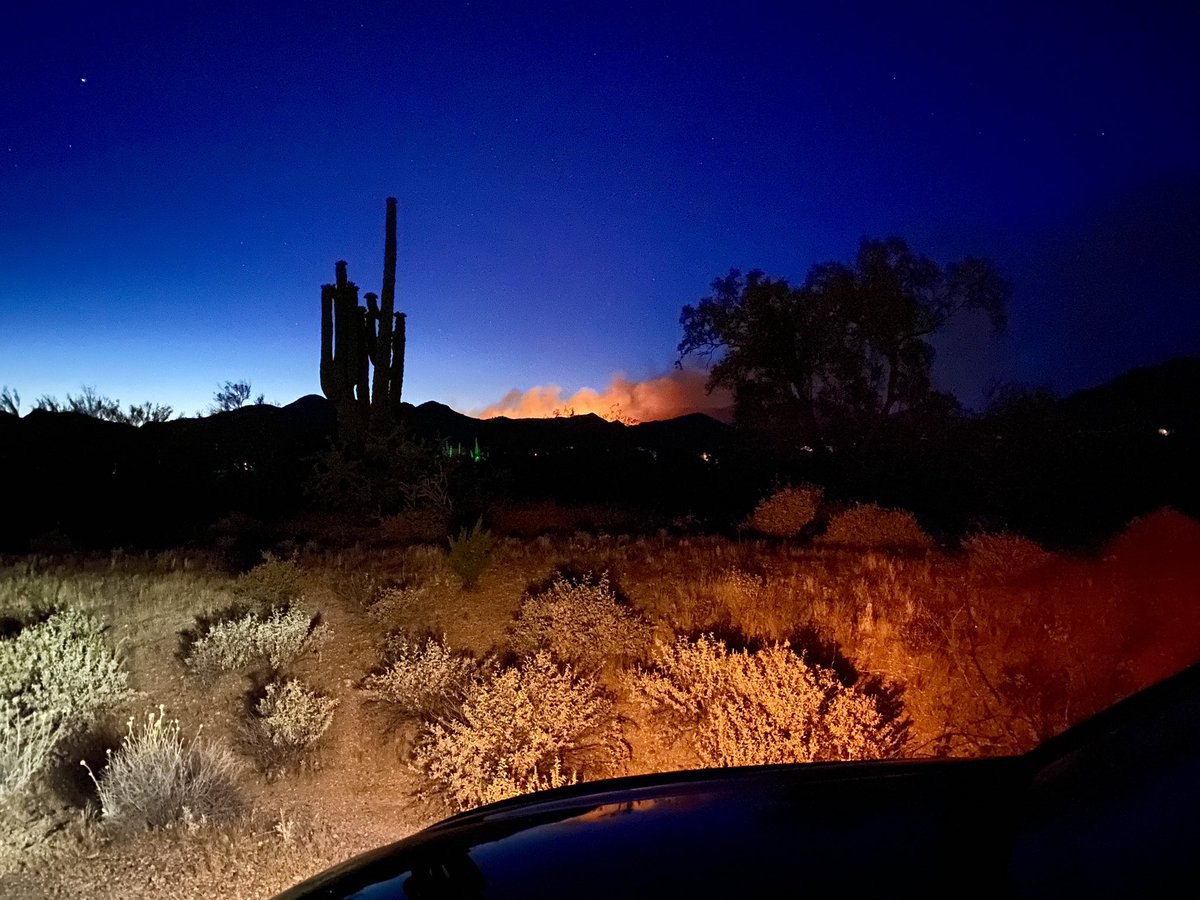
[476,369,732,424]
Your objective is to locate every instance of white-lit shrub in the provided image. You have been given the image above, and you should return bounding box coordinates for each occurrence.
[0,609,132,721]
[509,573,652,671]
[255,680,338,751]
[416,652,625,811]
[0,609,133,799]
[85,707,241,829]
[360,634,482,720]
[185,607,329,681]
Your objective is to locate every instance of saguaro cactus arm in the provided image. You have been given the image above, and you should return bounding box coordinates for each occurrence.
[370,198,399,428]
[390,312,406,417]
[364,292,380,362]
[319,283,339,400]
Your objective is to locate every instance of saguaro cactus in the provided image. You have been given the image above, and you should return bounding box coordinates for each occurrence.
[320,198,407,440]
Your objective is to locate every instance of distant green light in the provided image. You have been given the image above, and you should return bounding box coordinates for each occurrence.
[442,437,486,462]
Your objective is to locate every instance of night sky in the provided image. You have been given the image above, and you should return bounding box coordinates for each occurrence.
[2,1,1197,421]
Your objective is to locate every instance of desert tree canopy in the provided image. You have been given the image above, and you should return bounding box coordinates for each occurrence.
[678,237,1010,440]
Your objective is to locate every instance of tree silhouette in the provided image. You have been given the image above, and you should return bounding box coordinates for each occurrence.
[212,380,252,412]
[0,386,18,416]
[30,386,173,426]
[678,237,1009,442]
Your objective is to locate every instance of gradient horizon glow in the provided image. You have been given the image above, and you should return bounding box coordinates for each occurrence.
[2,2,1198,421]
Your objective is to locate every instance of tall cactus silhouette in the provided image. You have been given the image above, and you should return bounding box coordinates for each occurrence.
[320,198,406,440]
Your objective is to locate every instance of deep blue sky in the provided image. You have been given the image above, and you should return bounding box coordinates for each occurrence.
[2,1,1197,419]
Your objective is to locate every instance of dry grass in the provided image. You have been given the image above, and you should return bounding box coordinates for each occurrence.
[84,707,241,830]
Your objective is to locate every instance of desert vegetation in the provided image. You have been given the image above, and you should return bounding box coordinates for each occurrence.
[2,505,1197,896]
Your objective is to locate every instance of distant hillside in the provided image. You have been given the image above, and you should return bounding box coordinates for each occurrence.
[400,401,737,458]
[0,396,336,552]
[1,357,1195,553]
[1060,356,1200,438]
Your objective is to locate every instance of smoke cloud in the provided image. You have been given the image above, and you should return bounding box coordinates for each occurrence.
[475,369,732,424]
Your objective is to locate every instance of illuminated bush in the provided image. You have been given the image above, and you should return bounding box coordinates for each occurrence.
[360,634,483,720]
[1,610,133,799]
[84,707,240,829]
[633,635,906,767]
[243,681,338,768]
[363,584,423,624]
[963,532,1049,577]
[746,484,823,537]
[416,652,626,811]
[447,518,496,590]
[509,573,653,672]
[1,701,63,801]
[185,607,330,682]
[817,504,933,551]
[233,554,304,608]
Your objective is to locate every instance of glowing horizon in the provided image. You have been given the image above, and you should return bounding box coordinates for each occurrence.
[472,369,733,424]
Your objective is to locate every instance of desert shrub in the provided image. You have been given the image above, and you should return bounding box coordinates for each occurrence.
[447,518,496,590]
[1,610,134,799]
[416,652,626,811]
[360,634,482,720]
[337,571,382,609]
[509,573,653,672]
[817,504,933,551]
[0,702,64,801]
[746,484,823,537]
[185,607,329,682]
[233,554,303,608]
[363,584,423,623]
[633,634,906,767]
[307,431,448,517]
[0,610,132,721]
[963,532,1050,577]
[84,707,240,829]
[253,680,338,752]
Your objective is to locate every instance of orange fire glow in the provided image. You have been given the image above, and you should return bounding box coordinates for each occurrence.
[475,369,732,424]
